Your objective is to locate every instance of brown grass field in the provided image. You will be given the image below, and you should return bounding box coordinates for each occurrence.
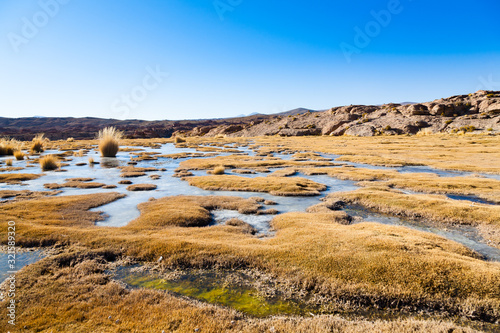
[0,134,500,332]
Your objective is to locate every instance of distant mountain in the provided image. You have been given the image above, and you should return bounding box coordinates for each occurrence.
[275,108,320,117]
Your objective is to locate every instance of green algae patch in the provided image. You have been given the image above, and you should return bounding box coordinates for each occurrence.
[119,268,309,317]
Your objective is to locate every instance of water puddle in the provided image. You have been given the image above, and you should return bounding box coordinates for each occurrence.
[0,250,45,284]
[114,266,312,317]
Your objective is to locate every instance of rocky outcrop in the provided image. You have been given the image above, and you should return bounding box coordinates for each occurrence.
[186,90,500,137]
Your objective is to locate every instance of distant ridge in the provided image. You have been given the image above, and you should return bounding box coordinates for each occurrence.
[1,91,498,140]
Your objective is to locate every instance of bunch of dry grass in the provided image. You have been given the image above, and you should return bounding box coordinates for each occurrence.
[97,127,123,157]
[13,150,25,160]
[39,155,59,171]
[175,136,186,143]
[212,166,225,175]
[5,158,13,166]
[31,134,47,153]
[66,137,74,142]
[0,138,19,155]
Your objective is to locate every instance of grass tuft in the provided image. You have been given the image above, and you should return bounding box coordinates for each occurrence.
[212,166,225,175]
[13,150,25,160]
[175,136,186,143]
[39,155,59,171]
[97,127,122,157]
[31,134,47,153]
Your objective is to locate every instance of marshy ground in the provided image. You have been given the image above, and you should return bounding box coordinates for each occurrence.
[0,134,499,332]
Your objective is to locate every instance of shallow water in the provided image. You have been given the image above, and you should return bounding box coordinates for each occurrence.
[1,143,499,262]
[114,266,313,317]
[0,251,45,284]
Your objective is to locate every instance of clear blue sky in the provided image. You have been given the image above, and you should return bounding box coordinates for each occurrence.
[1,0,499,120]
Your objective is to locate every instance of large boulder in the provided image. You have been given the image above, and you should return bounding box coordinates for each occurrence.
[407,104,429,115]
[344,125,375,137]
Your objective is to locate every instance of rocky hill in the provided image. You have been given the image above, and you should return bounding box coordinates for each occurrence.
[1,91,498,140]
[176,90,500,137]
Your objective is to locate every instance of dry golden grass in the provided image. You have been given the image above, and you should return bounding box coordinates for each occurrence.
[329,187,500,226]
[44,180,107,190]
[174,136,187,143]
[0,173,41,184]
[179,154,337,171]
[127,196,262,228]
[185,175,327,196]
[1,193,500,328]
[0,189,60,200]
[0,250,484,333]
[212,165,225,175]
[302,166,500,203]
[39,154,60,171]
[250,134,500,174]
[267,167,297,177]
[31,133,47,153]
[13,150,25,160]
[126,183,157,191]
[0,138,19,155]
[5,158,13,166]
[98,126,123,157]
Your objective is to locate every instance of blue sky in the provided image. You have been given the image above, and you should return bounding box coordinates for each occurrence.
[0,0,499,120]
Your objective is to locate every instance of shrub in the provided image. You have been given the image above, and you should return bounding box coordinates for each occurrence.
[487,128,493,132]
[31,134,47,153]
[66,137,74,142]
[40,155,59,171]
[212,166,225,175]
[174,136,186,143]
[445,120,453,125]
[14,151,25,160]
[97,127,122,157]
[384,125,392,131]
[5,159,13,166]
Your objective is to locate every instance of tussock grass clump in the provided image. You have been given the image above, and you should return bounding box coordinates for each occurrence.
[174,136,186,143]
[66,137,74,142]
[5,158,13,166]
[0,138,19,156]
[39,155,59,171]
[97,127,123,157]
[31,134,47,153]
[212,166,225,175]
[186,175,327,196]
[13,150,25,160]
